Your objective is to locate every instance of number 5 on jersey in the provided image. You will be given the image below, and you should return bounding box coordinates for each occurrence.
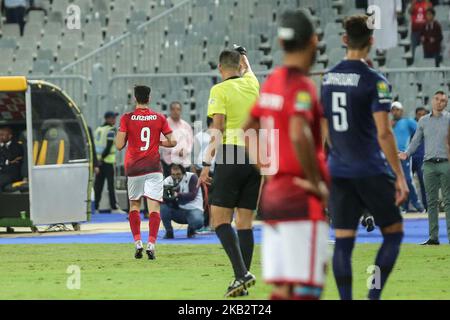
[332,92,348,132]
[140,127,151,151]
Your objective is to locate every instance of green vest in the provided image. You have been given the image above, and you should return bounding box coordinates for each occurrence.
[94,125,116,164]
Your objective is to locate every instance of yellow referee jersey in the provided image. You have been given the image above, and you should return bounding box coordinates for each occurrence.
[207,72,260,146]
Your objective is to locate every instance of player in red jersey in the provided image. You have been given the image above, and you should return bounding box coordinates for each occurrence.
[116,85,177,260]
[243,9,329,300]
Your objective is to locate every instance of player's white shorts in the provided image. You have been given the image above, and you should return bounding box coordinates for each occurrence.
[262,220,329,287]
[127,172,163,202]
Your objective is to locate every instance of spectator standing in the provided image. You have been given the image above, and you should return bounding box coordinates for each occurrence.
[391,102,425,213]
[94,111,125,214]
[193,116,215,231]
[368,0,402,52]
[400,91,450,245]
[410,0,433,59]
[4,0,28,36]
[161,163,204,239]
[0,127,23,191]
[193,116,215,176]
[160,102,194,177]
[411,107,429,211]
[421,8,443,67]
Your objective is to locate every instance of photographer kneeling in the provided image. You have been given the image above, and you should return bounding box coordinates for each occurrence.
[162,163,204,239]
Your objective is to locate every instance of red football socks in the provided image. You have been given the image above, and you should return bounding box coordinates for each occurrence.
[129,210,141,241]
[148,211,161,244]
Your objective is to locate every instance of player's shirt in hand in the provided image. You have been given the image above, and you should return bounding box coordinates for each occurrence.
[119,108,172,177]
[251,66,328,222]
[321,60,392,178]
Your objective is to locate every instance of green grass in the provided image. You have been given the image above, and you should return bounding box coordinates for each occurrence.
[0,243,449,300]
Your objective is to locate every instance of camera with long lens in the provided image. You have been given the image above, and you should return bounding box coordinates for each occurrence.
[163,182,180,208]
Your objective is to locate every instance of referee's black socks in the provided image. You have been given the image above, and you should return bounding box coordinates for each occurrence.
[368,232,403,300]
[237,229,254,271]
[215,224,248,279]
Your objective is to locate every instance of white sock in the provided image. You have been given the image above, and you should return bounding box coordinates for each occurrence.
[135,240,143,249]
[147,242,155,251]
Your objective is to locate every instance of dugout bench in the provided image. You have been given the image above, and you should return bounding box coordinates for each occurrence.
[0,77,94,233]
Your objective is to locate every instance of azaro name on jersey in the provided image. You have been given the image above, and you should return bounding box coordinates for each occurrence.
[131,114,158,121]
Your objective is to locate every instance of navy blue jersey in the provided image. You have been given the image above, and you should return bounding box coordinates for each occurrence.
[321,60,392,178]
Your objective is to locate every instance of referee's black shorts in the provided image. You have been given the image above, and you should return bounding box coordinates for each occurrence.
[209,144,261,210]
[329,174,403,230]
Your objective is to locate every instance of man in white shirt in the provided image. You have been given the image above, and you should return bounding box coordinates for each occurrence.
[160,102,194,177]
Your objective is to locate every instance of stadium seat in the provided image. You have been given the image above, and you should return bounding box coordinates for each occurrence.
[23,23,42,38]
[28,11,46,26]
[0,38,17,49]
[37,120,71,165]
[1,24,21,38]
[58,47,78,65]
[32,59,52,75]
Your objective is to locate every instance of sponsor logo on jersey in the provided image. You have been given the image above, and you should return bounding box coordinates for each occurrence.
[376,81,392,103]
[295,91,311,111]
[377,81,391,98]
[131,115,158,121]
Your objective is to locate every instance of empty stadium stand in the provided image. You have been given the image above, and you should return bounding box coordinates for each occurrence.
[0,0,449,122]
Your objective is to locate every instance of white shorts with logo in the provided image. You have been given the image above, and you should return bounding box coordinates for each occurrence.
[262,220,330,287]
[127,172,164,202]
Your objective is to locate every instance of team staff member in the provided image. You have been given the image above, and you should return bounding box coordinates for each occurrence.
[391,102,424,213]
[94,111,124,214]
[400,91,450,245]
[199,48,260,298]
[411,107,430,211]
[0,126,23,191]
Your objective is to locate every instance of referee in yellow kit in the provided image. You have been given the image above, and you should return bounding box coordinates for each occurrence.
[199,46,260,298]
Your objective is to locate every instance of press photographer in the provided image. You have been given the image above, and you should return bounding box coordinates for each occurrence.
[161,163,204,239]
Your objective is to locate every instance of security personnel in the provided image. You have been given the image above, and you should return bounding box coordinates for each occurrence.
[94,111,124,213]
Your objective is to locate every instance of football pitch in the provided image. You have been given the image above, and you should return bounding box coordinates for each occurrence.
[0,243,449,300]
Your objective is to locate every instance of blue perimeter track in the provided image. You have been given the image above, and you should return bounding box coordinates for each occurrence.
[0,214,448,245]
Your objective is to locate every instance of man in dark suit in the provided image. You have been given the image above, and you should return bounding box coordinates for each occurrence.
[0,126,23,191]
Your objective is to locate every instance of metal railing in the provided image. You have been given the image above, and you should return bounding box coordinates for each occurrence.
[61,0,193,79]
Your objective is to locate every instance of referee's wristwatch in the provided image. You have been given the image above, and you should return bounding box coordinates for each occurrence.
[202,161,212,167]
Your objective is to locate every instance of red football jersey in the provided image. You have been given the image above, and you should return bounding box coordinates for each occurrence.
[251,66,329,222]
[411,1,432,32]
[119,108,172,177]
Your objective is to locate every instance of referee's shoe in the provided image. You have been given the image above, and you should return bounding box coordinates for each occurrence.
[224,272,256,298]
